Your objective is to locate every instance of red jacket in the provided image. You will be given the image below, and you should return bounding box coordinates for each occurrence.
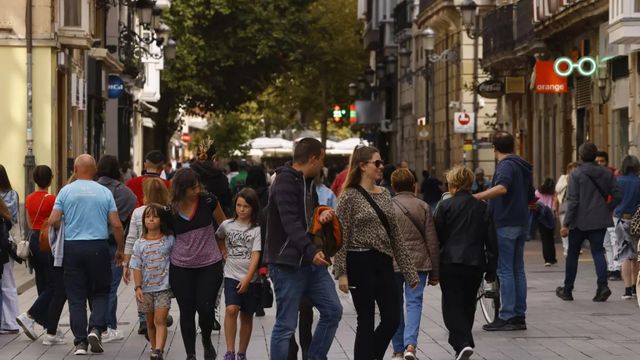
[125,173,171,206]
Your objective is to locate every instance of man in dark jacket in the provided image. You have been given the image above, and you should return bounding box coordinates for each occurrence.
[265,138,342,360]
[190,144,233,216]
[556,143,622,302]
[475,132,534,331]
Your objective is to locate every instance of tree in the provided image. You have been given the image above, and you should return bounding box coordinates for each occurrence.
[193,112,261,159]
[251,0,367,143]
[164,0,314,112]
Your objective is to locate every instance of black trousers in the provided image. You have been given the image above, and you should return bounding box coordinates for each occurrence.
[347,250,401,360]
[29,231,49,295]
[63,240,111,345]
[440,263,483,354]
[287,297,313,360]
[28,254,67,335]
[539,225,557,263]
[169,261,223,356]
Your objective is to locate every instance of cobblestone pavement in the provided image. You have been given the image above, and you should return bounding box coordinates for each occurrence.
[2,241,640,359]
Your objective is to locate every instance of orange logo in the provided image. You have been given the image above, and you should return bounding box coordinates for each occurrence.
[535,60,568,94]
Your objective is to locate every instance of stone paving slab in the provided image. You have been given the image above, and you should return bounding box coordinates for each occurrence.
[1,241,639,359]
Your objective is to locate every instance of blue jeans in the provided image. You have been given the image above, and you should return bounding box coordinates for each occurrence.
[496,226,527,321]
[106,243,123,329]
[269,264,342,360]
[392,271,428,353]
[564,228,608,292]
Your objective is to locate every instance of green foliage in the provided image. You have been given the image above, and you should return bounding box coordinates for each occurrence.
[164,0,313,112]
[193,112,261,159]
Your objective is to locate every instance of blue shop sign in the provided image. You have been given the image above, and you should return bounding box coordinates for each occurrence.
[108,75,125,98]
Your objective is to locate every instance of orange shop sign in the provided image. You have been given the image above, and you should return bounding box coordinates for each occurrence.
[535,60,568,94]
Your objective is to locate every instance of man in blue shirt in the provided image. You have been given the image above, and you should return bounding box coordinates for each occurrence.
[48,155,125,355]
[475,132,534,331]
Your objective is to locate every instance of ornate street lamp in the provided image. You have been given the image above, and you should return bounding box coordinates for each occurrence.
[385,55,397,76]
[136,0,156,28]
[421,27,436,52]
[399,48,411,70]
[164,38,177,60]
[376,61,386,79]
[348,82,358,97]
[460,0,480,38]
[357,76,367,91]
[364,68,375,84]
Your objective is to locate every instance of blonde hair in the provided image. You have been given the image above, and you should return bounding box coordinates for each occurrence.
[446,165,474,191]
[342,145,379,193]
[142,177,170,206]
[391,168,415,193]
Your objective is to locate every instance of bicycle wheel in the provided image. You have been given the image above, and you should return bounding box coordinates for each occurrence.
[478,279,499,324]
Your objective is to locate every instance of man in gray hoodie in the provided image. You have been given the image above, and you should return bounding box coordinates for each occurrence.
[557,143,621,302]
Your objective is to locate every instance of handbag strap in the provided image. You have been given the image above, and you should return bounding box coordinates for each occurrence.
[26,194,49,240]
[584,173,608,201]
[392,198,426,242]
[354,185,393,241]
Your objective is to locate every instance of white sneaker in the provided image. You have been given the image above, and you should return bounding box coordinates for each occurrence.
[101,327,124,343]
[16,313,39,341]
[456,346,474,360]
[391,354,404,360]
[43,330,66,345]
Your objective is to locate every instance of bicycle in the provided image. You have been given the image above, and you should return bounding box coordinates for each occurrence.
[477,278,500,324]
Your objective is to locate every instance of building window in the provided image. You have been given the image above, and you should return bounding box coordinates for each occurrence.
[64,0,82,27]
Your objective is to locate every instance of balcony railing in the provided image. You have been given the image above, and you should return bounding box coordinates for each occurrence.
[394,0,411,34]
[515,0,535,46]
[419,0,437,14]
[482,4,515,61]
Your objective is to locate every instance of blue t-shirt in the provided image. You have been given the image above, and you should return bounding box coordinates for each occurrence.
[615,175,640,218]
[129,235,174,292]
[53,180,117,240]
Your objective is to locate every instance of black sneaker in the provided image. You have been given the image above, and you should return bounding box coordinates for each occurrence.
[166,315,173,327]
[456,346,474,360]
[509,316,527,330]
[593,286,612,302]
[556,286,574,301]
[482,318,517,331]
[151,349,164,360]
[608,271,622,281]
[203,334,216,360]
[138,321,148,335]
[87,329,104,353]
[74,341,88,355]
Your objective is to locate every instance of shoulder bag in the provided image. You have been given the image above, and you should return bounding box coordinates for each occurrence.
[354,185,393,241]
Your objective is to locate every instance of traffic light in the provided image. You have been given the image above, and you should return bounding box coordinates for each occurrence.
[333,105,343,123]
[349,104,356,124]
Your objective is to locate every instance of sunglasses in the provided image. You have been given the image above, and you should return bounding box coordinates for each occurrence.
[367,160,384,168]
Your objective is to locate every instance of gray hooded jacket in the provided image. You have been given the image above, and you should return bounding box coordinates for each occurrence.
[563,162,621,231]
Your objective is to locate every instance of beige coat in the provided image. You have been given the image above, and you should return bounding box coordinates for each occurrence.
[391,192,440,279]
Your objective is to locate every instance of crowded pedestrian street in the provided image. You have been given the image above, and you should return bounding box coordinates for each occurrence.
[3,1,640,360]
[0,241,638,360]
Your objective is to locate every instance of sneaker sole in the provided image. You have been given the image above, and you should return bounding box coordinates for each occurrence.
[457,348,474,360]
[482,324,519,331]
[43,339,66,346]
[404,353,417,360]
[74,349,87,355]
[16,318,38,341]
[87,333,104,353]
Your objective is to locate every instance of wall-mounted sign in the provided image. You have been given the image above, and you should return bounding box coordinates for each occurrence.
[453,112,475,134]
[535,60,568,94]
[477,79,504,99]
[108,75,125,99]
[505,76,525,94]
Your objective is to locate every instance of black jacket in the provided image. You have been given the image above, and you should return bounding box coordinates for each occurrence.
[434,191,497,273]
[0,218,12,278]
[264,163,319,267]
[191,160,233,216]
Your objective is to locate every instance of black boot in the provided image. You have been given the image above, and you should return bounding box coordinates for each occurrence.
[593,285,612,302]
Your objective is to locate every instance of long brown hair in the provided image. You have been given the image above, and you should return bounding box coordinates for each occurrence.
[0,197,11,222]
[342,145,379,193]
[143,177,170,205]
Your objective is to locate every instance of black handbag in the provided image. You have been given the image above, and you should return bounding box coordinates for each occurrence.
[261,277,274,309]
